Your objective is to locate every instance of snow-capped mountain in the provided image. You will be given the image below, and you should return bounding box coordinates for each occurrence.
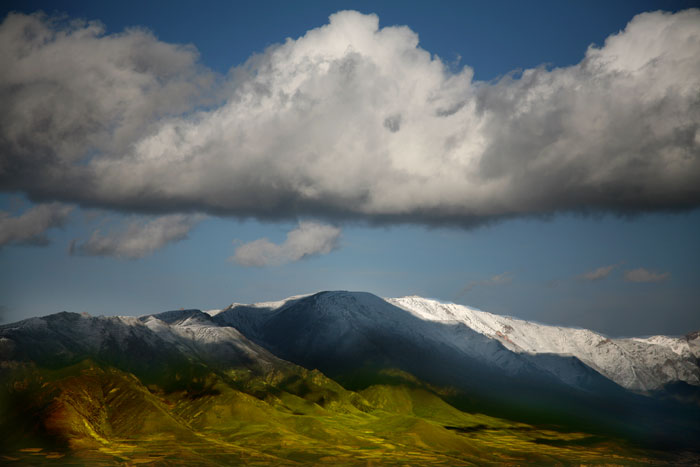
[0,309,287,380]
[2,291,697,397]
[213,292,630,397]
[216,291,700,395]
[388,296,700,392]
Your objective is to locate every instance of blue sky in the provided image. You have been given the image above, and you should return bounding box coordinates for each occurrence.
[1,1,698,336]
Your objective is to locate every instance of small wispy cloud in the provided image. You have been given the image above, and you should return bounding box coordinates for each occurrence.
[70,214,203,259]
[579,263,620,281]
[624,267,670,283]
[232,221,341,267]
[456,272,513,298]
[0,203,73,247]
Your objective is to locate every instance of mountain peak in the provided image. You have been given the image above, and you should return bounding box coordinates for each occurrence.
[218,291,700,394]
[143,308,213,326]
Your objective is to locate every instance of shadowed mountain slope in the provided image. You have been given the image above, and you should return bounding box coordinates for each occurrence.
[215,291,700,447]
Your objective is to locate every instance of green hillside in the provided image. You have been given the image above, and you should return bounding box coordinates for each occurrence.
[0,360,680,465]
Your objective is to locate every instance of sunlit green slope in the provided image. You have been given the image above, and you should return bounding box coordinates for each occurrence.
[0,361,681,465]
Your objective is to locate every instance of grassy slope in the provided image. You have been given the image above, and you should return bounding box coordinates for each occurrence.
[0,362,689,465]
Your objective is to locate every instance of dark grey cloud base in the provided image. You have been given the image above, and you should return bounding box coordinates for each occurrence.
[0,10,699,228]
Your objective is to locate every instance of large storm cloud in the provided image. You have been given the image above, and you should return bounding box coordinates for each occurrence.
[1,9,699,226]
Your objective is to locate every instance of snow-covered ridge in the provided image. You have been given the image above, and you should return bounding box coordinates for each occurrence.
[0,308,285,374]
[2,291,697,395]
[389,295,700,391]
[211,293,315,316]
[203,291,700,392]
[214,291,698,393]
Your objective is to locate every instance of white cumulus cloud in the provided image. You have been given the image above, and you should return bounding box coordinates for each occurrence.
[70,214,203,259]
[232,222,341,267]
[1,9,699,227]
[0,11,217,200]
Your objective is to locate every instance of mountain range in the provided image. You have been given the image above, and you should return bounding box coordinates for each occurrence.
[1,291,699,465]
